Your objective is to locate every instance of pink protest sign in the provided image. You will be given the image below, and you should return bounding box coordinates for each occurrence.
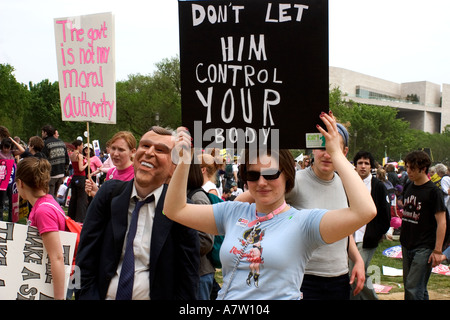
[54,12,116,124]
[0,159,14,191]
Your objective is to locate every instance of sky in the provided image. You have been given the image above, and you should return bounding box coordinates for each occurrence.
[1,0,450,86]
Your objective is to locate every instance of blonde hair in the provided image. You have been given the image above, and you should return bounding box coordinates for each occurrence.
[376,168,386,180]
[197,153,220,181]
[16,157,51,193]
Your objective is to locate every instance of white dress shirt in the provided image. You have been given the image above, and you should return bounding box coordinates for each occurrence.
[106,184,164,300]
[354,174,372,243]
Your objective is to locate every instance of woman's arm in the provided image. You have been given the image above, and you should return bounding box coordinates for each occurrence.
[77,153,88,172]
[317,112,377,244]
[347,235,365,296]
[41,231,66,300]
[429,211,447,267]
[9,137,25,156]
[163,128,218,235]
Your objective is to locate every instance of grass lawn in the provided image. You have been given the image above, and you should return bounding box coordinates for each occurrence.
[370,239,450,296]
[214,238,450,298]
[6,208,448,298]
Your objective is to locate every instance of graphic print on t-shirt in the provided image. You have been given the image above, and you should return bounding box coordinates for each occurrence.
[229,224,266,288]
[403,194,421,224]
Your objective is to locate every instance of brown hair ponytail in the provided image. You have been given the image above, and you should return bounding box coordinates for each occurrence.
[16,157,51,194]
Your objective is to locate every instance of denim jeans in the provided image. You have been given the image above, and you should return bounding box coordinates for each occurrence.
[349,242,378,300]
[196,272,214,300]
[402,246,433,300]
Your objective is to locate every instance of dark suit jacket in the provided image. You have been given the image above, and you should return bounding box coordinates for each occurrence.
[75,179,200,300]
[362,177,391,248]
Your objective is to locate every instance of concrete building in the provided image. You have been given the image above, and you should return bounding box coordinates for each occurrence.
[329,66,450,133]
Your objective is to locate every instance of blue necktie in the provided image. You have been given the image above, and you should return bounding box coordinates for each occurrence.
[116,195,155,300]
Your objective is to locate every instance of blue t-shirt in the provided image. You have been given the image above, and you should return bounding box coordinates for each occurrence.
[213,201,326,300]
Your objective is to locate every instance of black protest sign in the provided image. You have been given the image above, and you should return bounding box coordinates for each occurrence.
[179,0,328,149]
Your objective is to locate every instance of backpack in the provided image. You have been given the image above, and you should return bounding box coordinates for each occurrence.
[187,188,224,268]
[38,201,81,267]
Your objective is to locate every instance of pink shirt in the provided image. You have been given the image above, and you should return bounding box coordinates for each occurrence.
[28,195,66,235]
[89,155,103,172]
[106,164,134,181]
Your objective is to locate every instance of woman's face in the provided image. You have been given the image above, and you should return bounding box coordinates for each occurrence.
[109,138,135,169]
[246,154,286,210]
[16,179,26,200]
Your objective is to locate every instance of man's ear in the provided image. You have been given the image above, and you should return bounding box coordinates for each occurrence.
[343,146,349,157]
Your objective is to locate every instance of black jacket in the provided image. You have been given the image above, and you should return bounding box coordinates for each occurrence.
[363,177,391,248]
[76,179,200,300]
[42,136,69,176]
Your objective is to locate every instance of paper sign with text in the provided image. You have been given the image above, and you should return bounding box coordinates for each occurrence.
[0,159,14,191]
[0,222,77,300]
[54,12,116,124]
[178,0,328,149]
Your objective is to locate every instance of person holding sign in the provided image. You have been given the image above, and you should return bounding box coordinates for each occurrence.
[68,140,89,223]
[164,112,377,300]
[16,157,67,300]
[85,131,136,197]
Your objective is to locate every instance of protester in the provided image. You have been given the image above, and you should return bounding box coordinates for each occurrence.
[377,167,398,217]
[186,162,215,300]
[1,136,25,160]
[434,163,450,213]
[230,182,243,198]
[198,153,221,196]
[293,123,365,300]
[41,125,69,198]
[386,163,400,186]
[164,112,376,300]
[439,166,450,213]
[351,150,391,300]
[301,155,311,169]
[68,140,88,222]
[83,144,103,183]
[236,122,366,300]
[0,138,16,222]
[401,150,447,300]
[85,131,136,197]
[16,157,67,299]
[76,126,200,300]
[20,136,46,159]
[0,138,15,160]
[98,141,115,182]
[221,188,233,201]
[56,178,69,207]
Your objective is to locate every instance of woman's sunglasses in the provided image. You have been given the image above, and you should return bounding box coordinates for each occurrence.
[245,170,282,182]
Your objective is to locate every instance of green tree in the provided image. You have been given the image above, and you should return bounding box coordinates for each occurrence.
[0,64,29,137]
[152,56,181,129]
[115,56,181,140]
[330,87,415,162]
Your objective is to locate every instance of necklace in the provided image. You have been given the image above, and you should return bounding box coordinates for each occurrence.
[247,201,287,227]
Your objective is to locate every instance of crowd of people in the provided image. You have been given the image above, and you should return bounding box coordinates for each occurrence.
[1,114,448,301]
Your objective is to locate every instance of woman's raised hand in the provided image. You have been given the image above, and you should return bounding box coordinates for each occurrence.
[316,111,341,157]
[172,126,193,164]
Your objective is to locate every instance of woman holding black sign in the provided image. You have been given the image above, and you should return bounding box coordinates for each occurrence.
[164,112,376,300]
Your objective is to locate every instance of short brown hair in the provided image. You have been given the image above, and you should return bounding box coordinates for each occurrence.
[240,149,296,193]
[28,136,44,152]
[16,157,51,194]
[404,150,431,174]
